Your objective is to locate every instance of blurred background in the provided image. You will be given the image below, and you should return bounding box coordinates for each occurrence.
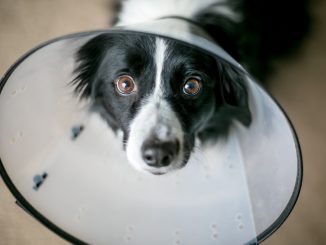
[0,0,325,244]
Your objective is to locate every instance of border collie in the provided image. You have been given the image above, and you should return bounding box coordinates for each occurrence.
[73,0,309,175]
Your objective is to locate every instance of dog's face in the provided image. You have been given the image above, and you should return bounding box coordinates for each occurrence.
[73,33,251,175]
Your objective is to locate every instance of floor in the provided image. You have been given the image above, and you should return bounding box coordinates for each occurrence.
[0,0,325,244]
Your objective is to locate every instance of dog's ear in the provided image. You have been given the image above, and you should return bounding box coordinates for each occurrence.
[72,34,121,132]
[72,34,112,99]
[198,60,252,142]
[216,60,252,127]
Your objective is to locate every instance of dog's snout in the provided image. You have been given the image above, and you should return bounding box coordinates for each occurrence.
[141,138,179,168]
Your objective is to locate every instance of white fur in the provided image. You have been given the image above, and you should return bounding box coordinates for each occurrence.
[154,38,166,96]
[116,0,240,26]
[210,4,241,21]
[126,38,184,174]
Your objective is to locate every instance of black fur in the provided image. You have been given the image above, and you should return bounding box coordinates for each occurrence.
[73,34,157,135]
[194,0,310,81]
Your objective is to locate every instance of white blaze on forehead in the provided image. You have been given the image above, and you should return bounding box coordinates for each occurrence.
[126,38,184,173]
[154,38,167,96]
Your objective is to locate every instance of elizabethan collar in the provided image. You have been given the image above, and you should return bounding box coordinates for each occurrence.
[0,19,302,244]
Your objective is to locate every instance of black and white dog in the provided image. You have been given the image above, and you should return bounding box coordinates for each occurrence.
[73,0,309,175]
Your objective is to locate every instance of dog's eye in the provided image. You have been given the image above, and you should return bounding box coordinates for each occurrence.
[115,75,137,95]
[182,78,202,96]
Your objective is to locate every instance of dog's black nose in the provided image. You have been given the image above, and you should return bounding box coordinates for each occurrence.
[141,139,179,168]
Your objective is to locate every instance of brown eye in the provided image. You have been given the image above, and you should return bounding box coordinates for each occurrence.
[182,78,202,96]
[115,75,137,95]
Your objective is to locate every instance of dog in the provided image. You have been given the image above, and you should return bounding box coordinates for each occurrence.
[72,0,309,175]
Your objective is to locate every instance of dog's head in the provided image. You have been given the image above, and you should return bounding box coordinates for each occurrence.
[73,33,251,175]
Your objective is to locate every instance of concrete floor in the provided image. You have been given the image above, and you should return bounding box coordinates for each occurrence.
[0,0,325,244]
